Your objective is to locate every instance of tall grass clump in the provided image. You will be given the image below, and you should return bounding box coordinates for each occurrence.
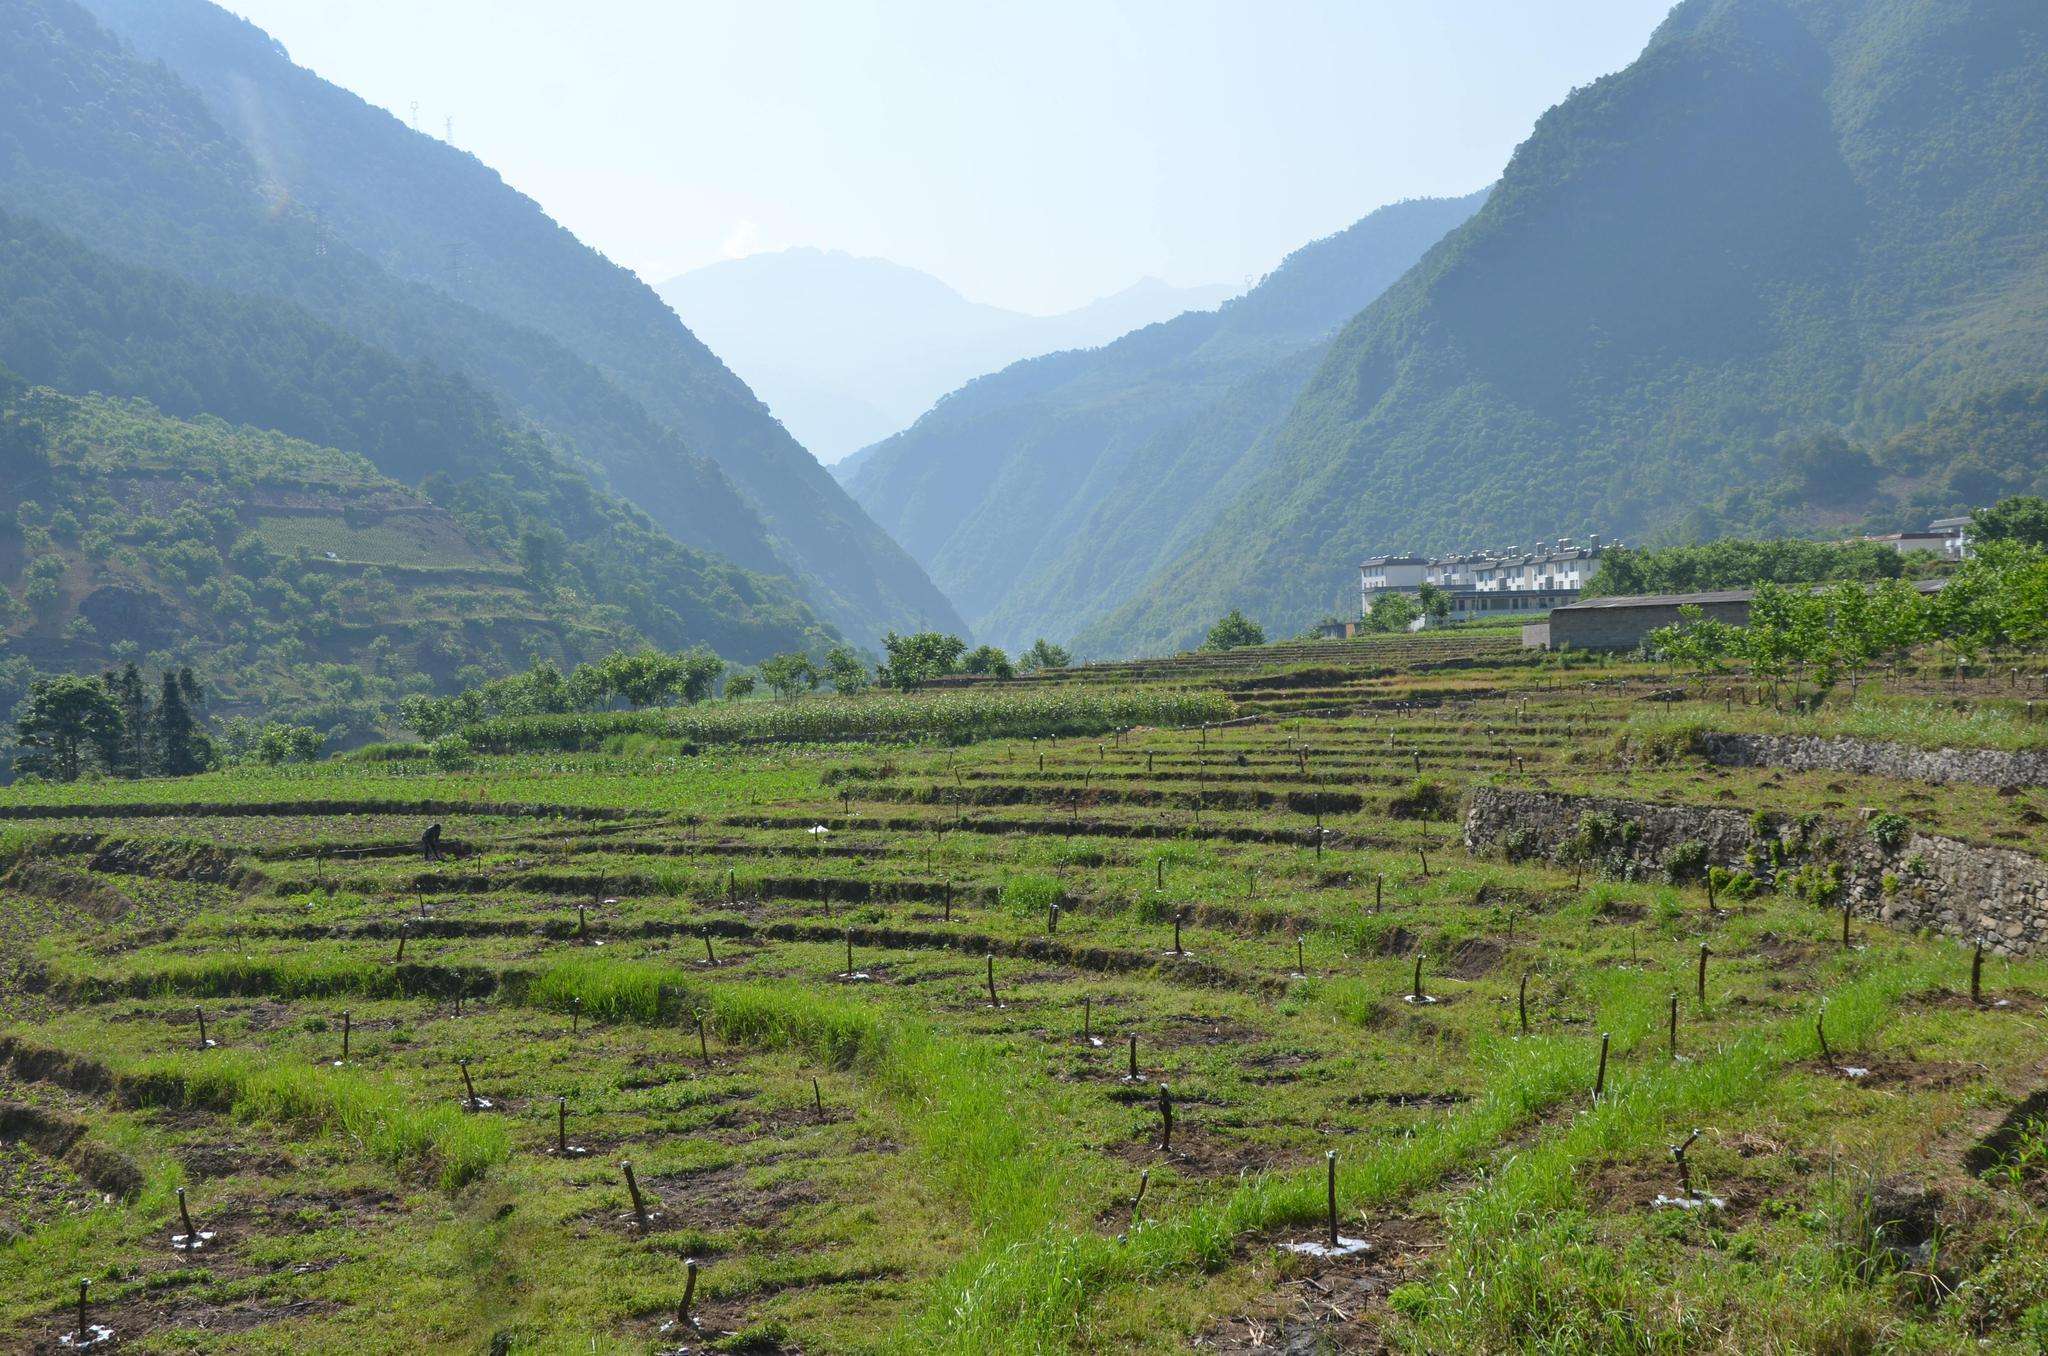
[125,1052,506,1190]
[461,686,1233,753]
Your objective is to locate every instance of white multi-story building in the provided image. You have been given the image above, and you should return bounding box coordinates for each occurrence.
[1353,536,1611,628]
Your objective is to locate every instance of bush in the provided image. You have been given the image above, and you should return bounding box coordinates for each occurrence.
[429,734,474,771]
[1666,840,1709,882]
[1868,812,1912,853]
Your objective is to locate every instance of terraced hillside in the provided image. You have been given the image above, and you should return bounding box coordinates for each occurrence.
[5,643,2048,1351]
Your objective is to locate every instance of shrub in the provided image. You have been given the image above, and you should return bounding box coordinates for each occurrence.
[1666,840,1709,882]
[1868,812,1912,853]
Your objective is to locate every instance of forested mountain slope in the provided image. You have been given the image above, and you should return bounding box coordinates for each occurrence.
[19,0,962,647]
[0,206,831,665]
[844,192,1488,650]
[1089,0,2048,655]
[0,376,640,742]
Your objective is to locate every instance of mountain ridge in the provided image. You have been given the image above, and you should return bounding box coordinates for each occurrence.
[1082,0,2048,656]
[58,0,964,648]
[660,248,1233,460]
[842,190,1491,650]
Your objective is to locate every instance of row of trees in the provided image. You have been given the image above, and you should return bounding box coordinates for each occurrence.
[12,664,212,782]
[714,633,1081,702]
[396,648,726,739]
[1647,540,2048,690]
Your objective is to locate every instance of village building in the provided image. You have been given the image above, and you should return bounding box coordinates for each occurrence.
[1338,537,1610,634]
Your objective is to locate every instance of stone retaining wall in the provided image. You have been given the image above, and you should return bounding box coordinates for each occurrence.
[1463,785,2048,955]
[1699,732,2048,788]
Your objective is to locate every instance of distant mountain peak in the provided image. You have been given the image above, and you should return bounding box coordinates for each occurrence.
[658,252,1236,460]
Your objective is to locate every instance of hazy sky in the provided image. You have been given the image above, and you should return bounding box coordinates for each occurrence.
[224,0,1673,315]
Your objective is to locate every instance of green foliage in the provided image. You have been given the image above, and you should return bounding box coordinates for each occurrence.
[822,647,871,695]
[397,649,724,738]
[1203,609,1266,652]
[1361,591,1422,634]
[1590,539,1911,599]
[1867,812,1912,854]
[758,652,820,700]
[11,674,124,782]
[1971,497,2048,550]
[962,645,1015,679]
[1019,639,1072,673]
[877,631,969,689]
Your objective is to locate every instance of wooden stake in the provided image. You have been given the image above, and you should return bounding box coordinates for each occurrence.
[341,1010,350,1063]
[703,931,717,966]
[1841,901,1852,949]
[1972,940,1985,1004]
[1816,1003,1832,1063]
[557,1097,568,1153]
[1668,993,1678,1058]
[1593,1032,1611,1103]
[1158,1083,1173,1151]
[1128,1033,1139,1080]
[696,1011,710,1066]
[677,1258,699,1330]
[1325,1149,1340,1248]
[1519,973,1529,1035]
[1411,952,1425,1003]
[1697,943,1710,1004]
[985,953,998,1007]
[812,1076,824,1121]
[623,1159,648,1229]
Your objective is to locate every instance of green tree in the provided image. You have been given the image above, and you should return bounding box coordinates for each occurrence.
[1971,496,2048,550]
[1364,591,1420,633]
[1203,609,1266,651]
[154,669,213,775]
[101,661,153,777]
[822,647,870,694]
[877,631,968,689]
[1020,638,1072,672]
[518,525,569,588]
[1415,582,1452,627]
[724,673,756,700]
[13,675,125,782]
[962,645,1015,678]
[759,652,820,699]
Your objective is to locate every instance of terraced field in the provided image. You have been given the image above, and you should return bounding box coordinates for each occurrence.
[6,638,2048,1352]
